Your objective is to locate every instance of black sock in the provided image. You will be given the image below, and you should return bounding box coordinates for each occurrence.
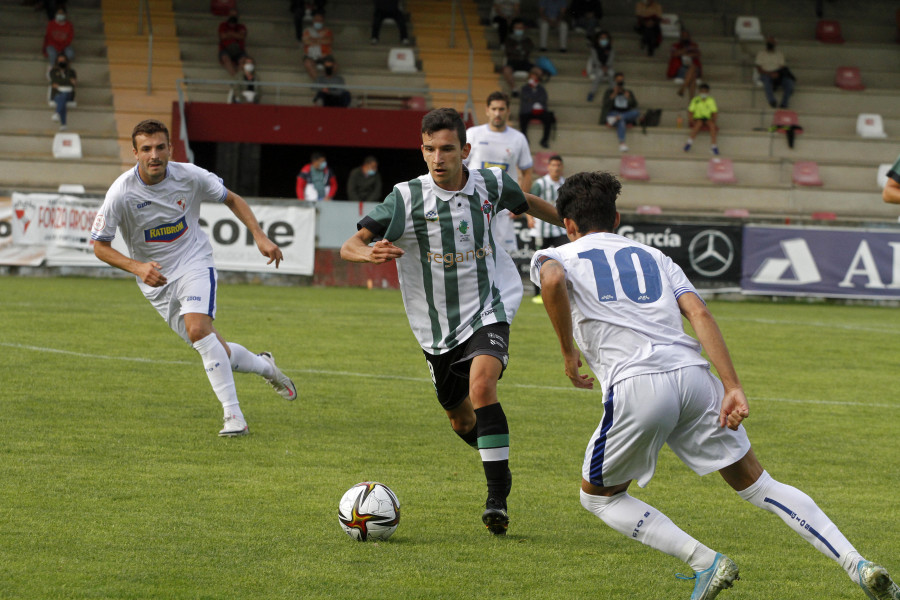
[455,425,478,449]
[474,403,511,500]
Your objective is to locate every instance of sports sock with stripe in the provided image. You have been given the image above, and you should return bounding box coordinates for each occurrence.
[580,490,717,573]
[474,403,511,500]
[227,342,272,377]
[736,470,862,582]
[455,425,479,449]
[193,333,242,418]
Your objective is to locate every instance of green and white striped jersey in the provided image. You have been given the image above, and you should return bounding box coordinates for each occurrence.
[529,174,566,240]
[359,167,528,354]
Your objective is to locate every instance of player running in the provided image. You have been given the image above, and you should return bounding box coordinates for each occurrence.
[91,119,296,437]
[531,170,900,599]
[341,108,562,535]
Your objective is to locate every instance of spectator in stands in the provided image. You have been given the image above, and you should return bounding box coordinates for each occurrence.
[519,67,555,149]
[634,0,662,57]
[49,53,76,131]
[683,83,719,155]
[491,0,520,45]
[668,29,701,98]
[538,0,569,52]
[296,152,337,201]
[569,0,602,38]
[586,30,614,102]
[371,0,410,46]
[43,6,74,68]
[501,18,536,97]
[302,10,336,81]
[313,57,351,107]
[600,71,639,153]
[218,9,248,76]
[347,156,383,202]
[291,0,327,40]
[231,56,261,104]
[883,153,900,205]
[755,36,795,109]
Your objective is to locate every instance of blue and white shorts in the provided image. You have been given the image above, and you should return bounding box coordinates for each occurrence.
[583,365,751,488]
[144,267,218,344]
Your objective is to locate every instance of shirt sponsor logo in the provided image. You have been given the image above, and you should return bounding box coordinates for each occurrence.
[186,295,202,302]
[144,216,188,243]
[458,220,469,234]
[482,161,509,171]
[136,201,151,209]
[427,244,492,269]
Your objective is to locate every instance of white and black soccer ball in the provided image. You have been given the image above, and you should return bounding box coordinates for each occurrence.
[338,481,401,542]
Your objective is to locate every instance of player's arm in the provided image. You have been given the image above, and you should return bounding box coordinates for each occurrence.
[93,240,167,287]
[223,190,283,268]
[678,292,748,430]
[518,167,533,194]
[883,176,900,204]
[523,192,563,227]
[340,227,404,264]
[538,257,594,389]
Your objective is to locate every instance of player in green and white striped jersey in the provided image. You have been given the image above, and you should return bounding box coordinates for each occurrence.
[528,154,568,302]
[341,108,562,535]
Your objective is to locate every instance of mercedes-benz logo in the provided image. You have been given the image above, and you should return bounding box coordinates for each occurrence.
[688,229,734,277]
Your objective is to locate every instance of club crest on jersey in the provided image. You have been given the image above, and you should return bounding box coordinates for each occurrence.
[425,210,439,222]
[457,219,469,242]
[481,198,493,223]
[145,215,188,242]
[175,196,186,211]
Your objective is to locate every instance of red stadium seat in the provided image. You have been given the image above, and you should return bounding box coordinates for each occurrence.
[532,151,554,176]
[405,96,427,110]
[210,0,236,16]
[816,20,844,43]
[772,109,799,128]
[812,211,837,220]
[793,161,823,186]
[724,208,750,217]
[707,158,737,184]
[835,66,864,91]
[619,155,650,181]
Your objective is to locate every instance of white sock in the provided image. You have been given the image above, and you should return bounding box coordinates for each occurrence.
[685,138,693,146]
[737,471,862,582]
[580,490,717,572]
[227,342,273,377]
[193,333,241,418]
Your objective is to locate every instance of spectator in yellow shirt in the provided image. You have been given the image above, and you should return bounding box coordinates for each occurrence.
[684,83,719,155]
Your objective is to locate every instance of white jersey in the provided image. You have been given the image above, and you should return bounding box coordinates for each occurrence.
[530,232,708,391]
[359,167,528,354]
[530,174,566,240]
[91,162,228,295]
[465,124,533,253]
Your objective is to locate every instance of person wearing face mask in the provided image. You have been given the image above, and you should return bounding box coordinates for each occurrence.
[296,152,338,201]
[490,0,520,45]
[667,29,702,99]
[347,156,383,203]
[49,53,76,131]
[518,68,556,149]
[501,18,536,97]
[218,9,247,76]
[684,83,719,155]
[43,6,74,70]
[755,36,795,108]
[600,72,639,153]
[302,10,336,81]
[231,57,261,104]
[586,30,614,102]
[312,58,350,107]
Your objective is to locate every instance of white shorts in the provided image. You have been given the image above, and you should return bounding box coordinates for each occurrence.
[144,267,218,344]
[583,365,751,488]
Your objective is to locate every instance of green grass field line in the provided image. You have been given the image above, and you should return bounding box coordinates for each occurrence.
[1,277,898,599]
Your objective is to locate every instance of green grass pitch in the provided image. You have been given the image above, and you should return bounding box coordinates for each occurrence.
[1,276,898,599]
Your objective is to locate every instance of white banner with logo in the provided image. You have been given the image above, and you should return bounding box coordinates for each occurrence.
[2,193,315,275]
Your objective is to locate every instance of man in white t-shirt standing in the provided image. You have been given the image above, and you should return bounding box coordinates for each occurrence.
[91,119,297,437]
[531,171,900,600]
[464,91,533,256]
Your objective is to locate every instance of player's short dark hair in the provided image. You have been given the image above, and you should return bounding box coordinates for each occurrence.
[548,154,563,163]
[699,83,710,91]
[131,119,170,148]
[421,108,466,147]
[556,171,621,233]
[486,91,510,108]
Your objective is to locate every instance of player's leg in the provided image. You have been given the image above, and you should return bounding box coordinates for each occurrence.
[721,449,900,598]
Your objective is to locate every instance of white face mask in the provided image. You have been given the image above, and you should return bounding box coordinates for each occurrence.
[244,63,255,73]
[599,39,609,47]
[513,29,524,38]
[700,93,708,99]
[313,22,323,30]
[55,13,66,23]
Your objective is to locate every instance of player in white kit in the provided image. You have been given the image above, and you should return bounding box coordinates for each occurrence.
[91,119,297,437]
[465,91,533,256]
[531,171,899,600]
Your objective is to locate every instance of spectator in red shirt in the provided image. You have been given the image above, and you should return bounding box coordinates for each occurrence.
[296,152,338,201]
[218,9,248,76]
[302,11,336,80]
[43,6,74,66]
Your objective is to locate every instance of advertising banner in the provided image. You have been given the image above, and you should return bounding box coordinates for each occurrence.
[3,194,316,275]
[742,225,900,299]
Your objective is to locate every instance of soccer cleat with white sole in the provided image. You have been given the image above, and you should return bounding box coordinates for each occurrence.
[219,414,248,437]
[258,352,297,401]
[677,553,739,600]
[858,560,900,600]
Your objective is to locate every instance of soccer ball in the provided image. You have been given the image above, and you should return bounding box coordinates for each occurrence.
[338,481,401,542]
